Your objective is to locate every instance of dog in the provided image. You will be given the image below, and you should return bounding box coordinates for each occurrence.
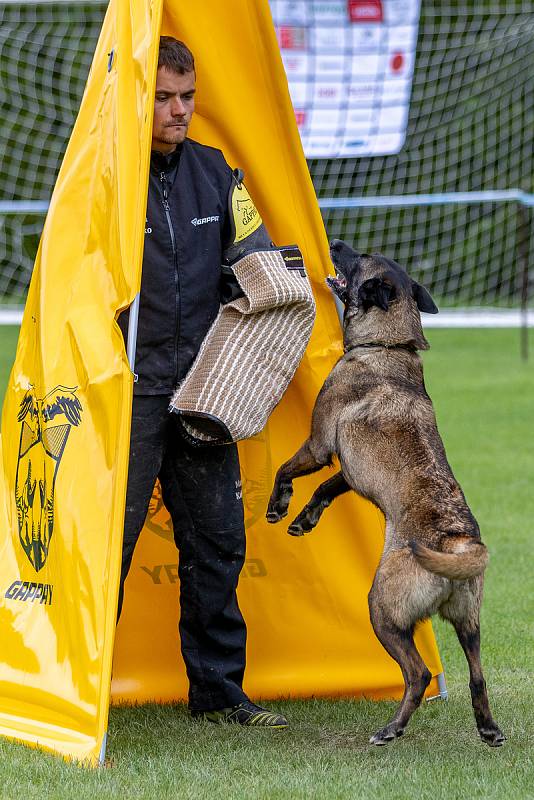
[266,240,504,747]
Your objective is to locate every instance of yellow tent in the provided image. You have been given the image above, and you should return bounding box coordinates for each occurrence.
[0,0,443,765]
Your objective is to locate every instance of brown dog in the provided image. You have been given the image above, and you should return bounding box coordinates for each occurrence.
[267,240,504,747]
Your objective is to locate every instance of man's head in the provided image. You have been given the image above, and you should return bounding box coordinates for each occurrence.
[152,37,196,154]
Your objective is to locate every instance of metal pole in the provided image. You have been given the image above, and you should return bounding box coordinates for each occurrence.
[98,732,108,766]
[517,204,530,361]
[426,671,448,702]
[126,293,140,377]
[99,294,141,770]
[437,671,448,700]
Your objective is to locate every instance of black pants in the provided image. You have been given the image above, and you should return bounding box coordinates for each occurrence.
[119,394,248,711]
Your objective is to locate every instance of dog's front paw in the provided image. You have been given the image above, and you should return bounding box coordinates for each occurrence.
[266,481,293,523]
[287,509,316,537]
[479,724,505,747]
[287,521,306,537]
[369,723,404,746]
[266,496,290,524]
[266,507,288,524]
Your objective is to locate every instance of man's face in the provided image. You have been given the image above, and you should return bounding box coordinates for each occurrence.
[152,67,196,153]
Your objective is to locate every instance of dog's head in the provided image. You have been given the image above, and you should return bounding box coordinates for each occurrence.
[327,240,438,351]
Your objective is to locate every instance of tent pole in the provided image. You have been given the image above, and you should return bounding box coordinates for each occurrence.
[98,732,108,766]
[100,293,141,766]
[437,671,448,699]
[127,293,141,376]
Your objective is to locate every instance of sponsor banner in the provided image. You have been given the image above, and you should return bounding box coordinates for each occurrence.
[270,0,421,157]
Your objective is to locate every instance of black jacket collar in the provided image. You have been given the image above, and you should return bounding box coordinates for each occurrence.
[151,144,183,181]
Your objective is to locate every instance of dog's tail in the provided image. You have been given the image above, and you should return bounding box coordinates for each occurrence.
[410,539,488,580]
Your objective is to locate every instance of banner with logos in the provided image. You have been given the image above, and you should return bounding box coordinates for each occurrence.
[270,0,421,157]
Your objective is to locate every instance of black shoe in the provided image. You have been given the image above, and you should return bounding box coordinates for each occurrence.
[191,700,289,729]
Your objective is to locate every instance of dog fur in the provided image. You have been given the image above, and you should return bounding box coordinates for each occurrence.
[266,240,504,747]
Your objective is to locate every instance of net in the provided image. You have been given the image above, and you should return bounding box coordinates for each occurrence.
[0,1,106,305]
[0,1,533,308]
[314,2,534,307]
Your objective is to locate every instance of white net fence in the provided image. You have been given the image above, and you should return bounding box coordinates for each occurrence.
[0,1,533,309]
[0,1,105,305]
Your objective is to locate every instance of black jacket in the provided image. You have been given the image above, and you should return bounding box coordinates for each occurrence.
[118,138,233,394]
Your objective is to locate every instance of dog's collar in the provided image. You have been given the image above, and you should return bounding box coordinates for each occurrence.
[344,342,417,353]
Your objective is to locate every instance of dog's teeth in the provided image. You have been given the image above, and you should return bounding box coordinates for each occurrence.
[326,275,346,290]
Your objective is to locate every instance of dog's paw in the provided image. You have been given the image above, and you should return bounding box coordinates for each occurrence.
[266,481,294,524]
[288,501,327,536]
[266,508,288,524]
[287,521,305,537]
[287,511,315,537]
[369,724,404,746]
[479,724,505,747]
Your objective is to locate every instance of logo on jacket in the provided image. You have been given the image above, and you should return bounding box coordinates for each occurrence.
[191,216,220,226]
[15,386,83,572]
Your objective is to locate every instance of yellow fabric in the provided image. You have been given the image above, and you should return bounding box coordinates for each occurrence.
[0,0,163,764]
[0,0,442,766]
[113,1,443,703]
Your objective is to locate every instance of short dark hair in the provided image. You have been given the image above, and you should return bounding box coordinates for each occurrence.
[158,36,195,74]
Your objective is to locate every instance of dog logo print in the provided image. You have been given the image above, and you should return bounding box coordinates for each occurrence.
[15,386,82,572]
[144,480,174,543]
[236,195,258,227]
[230,180,263,244]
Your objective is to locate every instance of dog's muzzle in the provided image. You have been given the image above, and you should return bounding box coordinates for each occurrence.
[326,273,347,293]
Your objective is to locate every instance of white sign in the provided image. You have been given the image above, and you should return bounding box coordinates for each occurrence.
[269,0,421,158]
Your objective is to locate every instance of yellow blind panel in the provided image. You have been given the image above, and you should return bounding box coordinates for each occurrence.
[0,0,442,766]
[112,0,442,704]
[0,0,162,764]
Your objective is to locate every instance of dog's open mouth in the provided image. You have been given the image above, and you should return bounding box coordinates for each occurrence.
[326,273,347,293]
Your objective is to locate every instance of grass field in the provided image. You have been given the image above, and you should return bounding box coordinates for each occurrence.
[0,326,533,799]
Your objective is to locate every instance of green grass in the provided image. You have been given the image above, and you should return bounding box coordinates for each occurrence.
[0,326,18,397]
[0,327,533,799]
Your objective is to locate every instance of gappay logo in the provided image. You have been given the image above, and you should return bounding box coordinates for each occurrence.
[14,386,82,572]
[5,580,53,606]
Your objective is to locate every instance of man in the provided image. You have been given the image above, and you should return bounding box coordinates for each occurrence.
[117,36,288,729]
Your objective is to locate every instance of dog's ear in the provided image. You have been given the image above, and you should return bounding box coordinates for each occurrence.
[358,277,396,312]
[411,280,438,314]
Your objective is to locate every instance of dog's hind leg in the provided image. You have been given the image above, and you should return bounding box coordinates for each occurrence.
[453,622,505,747]
[287,471,350,536]
[368,561,432,745]
[266,439,330,523]
[440,586,505,746]
[367,621,431,744]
